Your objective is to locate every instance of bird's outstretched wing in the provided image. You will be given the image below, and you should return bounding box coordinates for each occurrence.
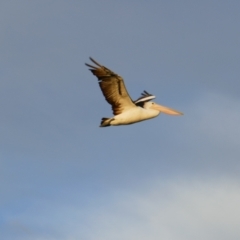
[134,90,156,104]
[86,57,136,115]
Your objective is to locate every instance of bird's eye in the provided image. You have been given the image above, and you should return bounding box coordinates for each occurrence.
[152,102,154,105]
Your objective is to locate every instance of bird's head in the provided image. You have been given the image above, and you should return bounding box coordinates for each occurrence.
[144,101,183,115]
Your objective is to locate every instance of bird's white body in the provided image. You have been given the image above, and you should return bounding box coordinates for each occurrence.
[109,106,160,126]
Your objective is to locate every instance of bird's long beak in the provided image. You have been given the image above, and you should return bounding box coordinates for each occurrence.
[151,103,183,115]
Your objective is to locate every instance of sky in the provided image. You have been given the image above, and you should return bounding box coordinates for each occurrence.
[1,1,240,239]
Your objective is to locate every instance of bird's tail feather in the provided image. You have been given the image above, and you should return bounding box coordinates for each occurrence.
[100,118,112,127]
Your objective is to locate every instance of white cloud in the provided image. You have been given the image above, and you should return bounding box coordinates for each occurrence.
[80,177,240,240]
[5,177,240,240]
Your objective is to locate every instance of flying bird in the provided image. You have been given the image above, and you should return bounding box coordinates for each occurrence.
[85,57,183,127]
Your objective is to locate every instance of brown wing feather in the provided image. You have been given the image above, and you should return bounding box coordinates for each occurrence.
[85,57,136,115]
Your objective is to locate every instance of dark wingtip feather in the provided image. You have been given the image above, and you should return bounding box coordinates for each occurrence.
[141,90,151,96]
[85,62,98,69]
[89,57,102,67]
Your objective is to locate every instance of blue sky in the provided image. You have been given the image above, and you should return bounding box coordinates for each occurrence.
[1,1,240,239]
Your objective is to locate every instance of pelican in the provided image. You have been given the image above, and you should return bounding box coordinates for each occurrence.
[85,57,183,127]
